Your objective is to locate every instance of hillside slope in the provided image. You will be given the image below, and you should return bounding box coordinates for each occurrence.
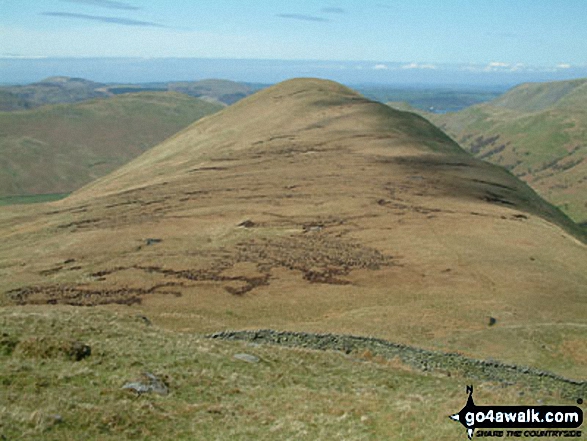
[0,92,222,197]
[1,79,585,378]
[430,78,587,223]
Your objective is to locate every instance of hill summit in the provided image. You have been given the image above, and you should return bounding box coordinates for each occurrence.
[1,78,586,375]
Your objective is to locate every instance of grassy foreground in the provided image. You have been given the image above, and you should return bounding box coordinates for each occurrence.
[0,307,581,440]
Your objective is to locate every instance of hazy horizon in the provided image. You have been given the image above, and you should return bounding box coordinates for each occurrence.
[2,57,587,88]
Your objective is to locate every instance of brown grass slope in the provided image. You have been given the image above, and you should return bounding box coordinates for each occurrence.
[429,78,587,224]
[0,92,222,197]
[1,78,586,378]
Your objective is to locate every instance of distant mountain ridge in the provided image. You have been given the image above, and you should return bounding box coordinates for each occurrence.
[0,76,258,111]
[0,77,107,110]
[429,78,587,223]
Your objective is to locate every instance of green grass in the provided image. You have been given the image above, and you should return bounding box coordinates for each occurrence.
[0,193,70,206]
[0,307,577,440]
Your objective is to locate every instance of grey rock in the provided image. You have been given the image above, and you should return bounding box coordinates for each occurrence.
[136,314,152,326]
[237,220,255,228]
[122,372,169,396]
[50,414,64,424]
[233,353,260,363]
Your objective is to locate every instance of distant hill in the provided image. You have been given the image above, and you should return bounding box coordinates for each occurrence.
[166,79,255,105]
[2,79,585,380]
[0,76,258,110]
[430,78,587,223]
[0,92,222,197]
[0,77,108,110]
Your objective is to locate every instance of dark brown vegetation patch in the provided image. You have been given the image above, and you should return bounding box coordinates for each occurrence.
[234,234,395,283]
[0,333,19,356]
[481,191,516,206]
[15,337,91,361]
[5,283,182,306]
[469,134,501,154]
[7,231,395,305]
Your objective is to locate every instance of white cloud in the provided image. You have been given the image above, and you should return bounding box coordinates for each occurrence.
[483,61,530,73]
[488,61,509,68]
[482,61,522,72]
[401,62,437,70]
[373,64,388,70]
[460,62,529,73]
[557,63,572,69]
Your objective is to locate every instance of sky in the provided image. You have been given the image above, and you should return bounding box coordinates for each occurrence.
[1,0,587,84]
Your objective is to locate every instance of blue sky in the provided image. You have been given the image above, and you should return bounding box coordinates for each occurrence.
[1,0,586,66]
[1,1,586,85]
